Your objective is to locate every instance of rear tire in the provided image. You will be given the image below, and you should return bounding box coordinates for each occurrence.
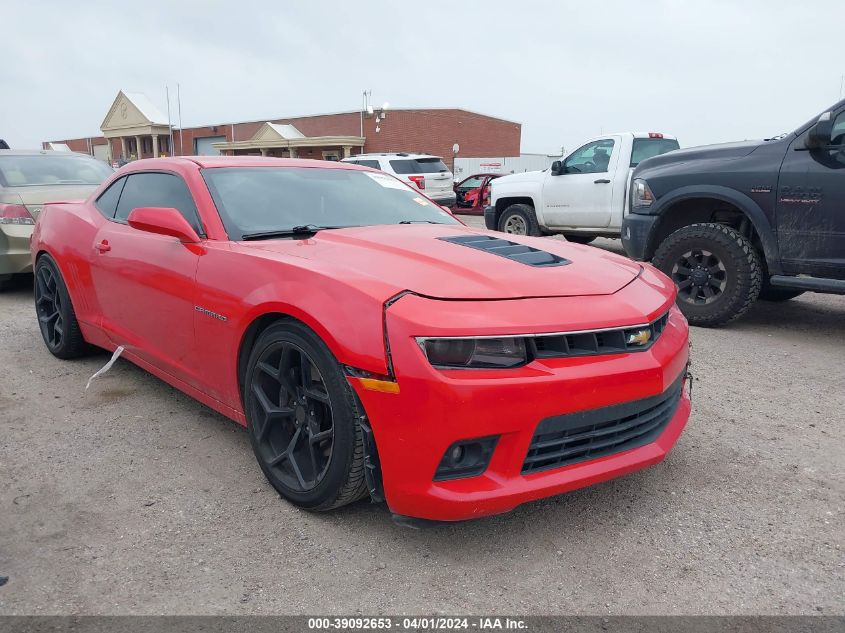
[34,255,88,359]
[497,204,541,236]
[563,233,597,244]
[244,320,369,512]
[652,223,762,327]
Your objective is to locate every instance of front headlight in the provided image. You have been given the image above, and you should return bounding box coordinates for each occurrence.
[631,178,655,210]
[417,337,528,369]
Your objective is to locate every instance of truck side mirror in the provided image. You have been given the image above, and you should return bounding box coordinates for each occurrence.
[805,112,834,149]
[551,160,564,175]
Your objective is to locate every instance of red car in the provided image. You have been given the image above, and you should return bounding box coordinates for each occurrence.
[31,157,690,522]
[452,173,501,214]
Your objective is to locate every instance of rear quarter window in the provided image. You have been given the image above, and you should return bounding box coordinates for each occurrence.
[630,138,680,167]
[389,158,449,174]
[94,177,126,218]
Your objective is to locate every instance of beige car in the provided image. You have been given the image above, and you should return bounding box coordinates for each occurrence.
[0,150,112,289]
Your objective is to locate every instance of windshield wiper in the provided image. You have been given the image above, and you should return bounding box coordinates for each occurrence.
[241,225,344,240]
[398,220,445,224]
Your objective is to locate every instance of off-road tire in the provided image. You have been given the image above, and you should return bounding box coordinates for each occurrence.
[245,320,369,511]
[652,223,762,327]
[497,203,541,236]
[34,255,88,359]
[564,233,597,244]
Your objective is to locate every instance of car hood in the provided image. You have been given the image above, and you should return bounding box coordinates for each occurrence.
[637,139,762,171]
[240,224,642,301]
[492,170,546,186]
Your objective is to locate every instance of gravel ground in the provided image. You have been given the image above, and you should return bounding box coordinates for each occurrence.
[0,220,843,615]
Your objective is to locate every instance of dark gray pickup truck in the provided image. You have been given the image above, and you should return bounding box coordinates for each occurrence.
[622,99,845,326]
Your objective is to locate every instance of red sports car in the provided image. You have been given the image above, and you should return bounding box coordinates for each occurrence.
[31,157,690,522]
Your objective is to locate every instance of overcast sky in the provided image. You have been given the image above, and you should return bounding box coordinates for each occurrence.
[2,0,843,154]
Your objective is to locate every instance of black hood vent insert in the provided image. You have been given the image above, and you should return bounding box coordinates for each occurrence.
[438,234,570,268]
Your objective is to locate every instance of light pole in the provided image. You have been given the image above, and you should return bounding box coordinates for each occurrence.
[360,89,371,138]
[360,92,390,150]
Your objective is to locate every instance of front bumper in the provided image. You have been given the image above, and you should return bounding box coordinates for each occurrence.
[0,224,35,276]
[621,212,660,261]
[429,192,457,206]
[483,205,496,230]
[350,284,690,521]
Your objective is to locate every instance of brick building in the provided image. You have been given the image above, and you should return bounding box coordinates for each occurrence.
[46,91,521,170]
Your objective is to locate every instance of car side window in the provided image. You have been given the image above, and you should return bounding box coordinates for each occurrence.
[358,160,380,169]
[94,177,126,218]
[459,176,484,189]
[563,139,616,174]
[114,172,203,234]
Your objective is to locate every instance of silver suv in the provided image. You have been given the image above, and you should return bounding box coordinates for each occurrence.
[342,153,456,206]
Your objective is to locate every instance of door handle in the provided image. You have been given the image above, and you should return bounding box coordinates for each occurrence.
[594,178,611,184]
[95,240,111,253]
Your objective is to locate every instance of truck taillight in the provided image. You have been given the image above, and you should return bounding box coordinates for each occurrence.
[648,132,664,139]
[408,175,425,190]
[0,203,35,225]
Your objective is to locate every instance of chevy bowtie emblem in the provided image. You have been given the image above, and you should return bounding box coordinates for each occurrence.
[626,328,652,346]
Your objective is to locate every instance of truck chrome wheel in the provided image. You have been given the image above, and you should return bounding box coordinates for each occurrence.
[671,249,727,305]
[503,215,527,234]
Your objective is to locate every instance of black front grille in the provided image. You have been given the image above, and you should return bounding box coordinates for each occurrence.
[522,373,684,474]
[531,310,669,359]
[438,235,570,267]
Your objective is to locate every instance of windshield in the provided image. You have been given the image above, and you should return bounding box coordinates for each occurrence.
[202,166,460,239]
[630,138,680,167]
[0,154,112,187]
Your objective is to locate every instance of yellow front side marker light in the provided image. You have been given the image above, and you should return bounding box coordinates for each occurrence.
[357,377,400,394]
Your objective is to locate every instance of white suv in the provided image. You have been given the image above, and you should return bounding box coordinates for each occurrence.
[341,153,456,206]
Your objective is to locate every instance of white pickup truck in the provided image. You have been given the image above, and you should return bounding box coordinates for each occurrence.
[484,132,679,243]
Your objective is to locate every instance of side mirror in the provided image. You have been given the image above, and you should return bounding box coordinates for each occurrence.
[805,112,834,149]
[127,207,200,243]
[551,160,565,175]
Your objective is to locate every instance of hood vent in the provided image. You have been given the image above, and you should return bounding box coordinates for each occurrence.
[438,235,570,268]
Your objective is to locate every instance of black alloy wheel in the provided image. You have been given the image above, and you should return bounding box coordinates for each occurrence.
[35,263,64,349]
[245,321,369,510]
[33,255,87,358]
[671,248,727,306]
[250,341,334,492]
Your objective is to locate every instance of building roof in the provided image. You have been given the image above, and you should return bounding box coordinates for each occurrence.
[266,123,305,139]
[122,92,169,126]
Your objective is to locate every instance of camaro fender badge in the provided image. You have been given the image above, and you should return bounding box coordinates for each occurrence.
[195,306,228,322]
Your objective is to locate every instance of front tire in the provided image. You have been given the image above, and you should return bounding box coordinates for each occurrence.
[564,233,597,244]
[497,204,541,236]
[244,320,369,511]
[652,223,762,327]
[34,255,88,359]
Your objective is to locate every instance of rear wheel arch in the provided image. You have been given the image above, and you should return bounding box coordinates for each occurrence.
[647,188,780,272]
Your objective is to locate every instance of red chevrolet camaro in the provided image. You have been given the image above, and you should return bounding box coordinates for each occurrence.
[31,157,691,522]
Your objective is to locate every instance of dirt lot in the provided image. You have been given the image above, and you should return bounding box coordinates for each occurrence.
[0,221,843,615]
